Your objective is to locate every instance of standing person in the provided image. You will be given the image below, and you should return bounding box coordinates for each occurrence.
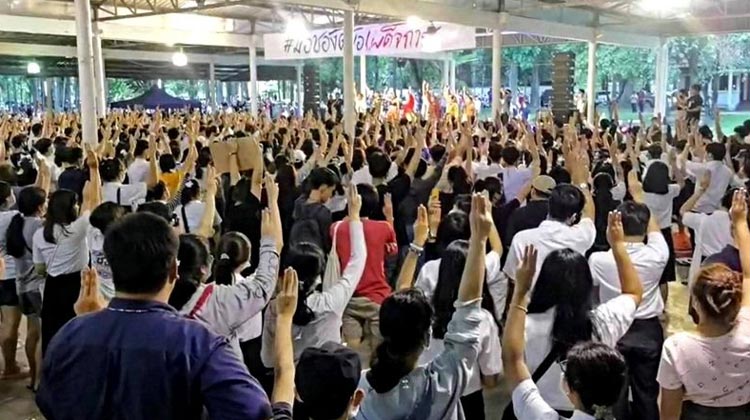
[36,212,271,420]
[356,195,491,420]
[261,185,365,367]
[686,84,704,125]
[631,92,639,113]
[291,167,339,252]
[174,179,222,235]
[34,152,101,354]
[504,175,556,245]
[502,245,629,420]
[498,144,540,203]
[5,186,46,389]
[658,189,750,420]
[0,182,20,379]
[87,202,127,300]
[680,142,735,214]
[589,182,668,420]
[126,140,150,184]
[642,162,682,289]
[335,185,397,366]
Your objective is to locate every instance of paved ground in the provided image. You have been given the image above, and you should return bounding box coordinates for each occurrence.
[0,274,694,420]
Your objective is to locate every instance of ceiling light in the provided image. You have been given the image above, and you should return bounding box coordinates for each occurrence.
[284,17,308,39]
[172,50,188,67]
[26,62,40,74]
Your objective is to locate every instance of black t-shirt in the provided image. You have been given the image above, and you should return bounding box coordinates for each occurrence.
[503,199,549,247]
[492,198,521,249]
[57,167,87,201]
[224,190,262,270]
[687,94,703,121]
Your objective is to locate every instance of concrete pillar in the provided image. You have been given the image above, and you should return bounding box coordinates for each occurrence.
[208,62,216,110]
[360,55,367,95]
[449,59,456,92]
[491,29,503,120]
[727,71,735,111]
[343,10,355,136]
[248,39,259,115]
[74,0,97,145]
[44,78,53,111]
[586,40,598,125]
[654,38,669,117]
[443,60,450,89]
[296,64,304,117]
[92,20,106,117]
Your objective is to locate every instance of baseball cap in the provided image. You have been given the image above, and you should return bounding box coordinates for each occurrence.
[531,175,556,195]
[295,342,361,420]
[293,149,306,164]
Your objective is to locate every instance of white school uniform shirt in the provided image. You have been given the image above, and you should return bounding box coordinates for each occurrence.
[500,218,596,311]
[474,161,503,181]
[525,295,637,411]
[32,211,91,277]
[415,251,504,319]
[512,379,597,420]
[351,162,398,186]
[174,201,222,234]
[418,308,502,395]
[499,166,533,203]
[127,157,150,184]
[643,185,681,229]
[684,160,736,213]
[682,210,733,285]
[87,227,115,299]
[102,181,147,208]
[589,232,669,319]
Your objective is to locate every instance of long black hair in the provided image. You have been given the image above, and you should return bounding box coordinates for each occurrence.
[564,342,627,419]
[180,179,201,206]
[367,289,433,393]
[284,242,326,326]
[43,189,79,244]
[642,161,670,195]
[6,187,46,258]
[432,240,497,339]
[168,234,211,310]
[528,248,597,355]
[213,231,251,286]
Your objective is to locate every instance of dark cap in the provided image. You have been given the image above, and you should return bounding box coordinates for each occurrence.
[295,342,362,420]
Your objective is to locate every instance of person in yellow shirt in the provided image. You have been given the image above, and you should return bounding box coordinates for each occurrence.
[159,142,198,197]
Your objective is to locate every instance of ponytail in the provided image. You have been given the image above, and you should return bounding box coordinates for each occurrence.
[367,339,418,393]
[292,284,316,326]
[6,213,26,258]
[213,255,235,286]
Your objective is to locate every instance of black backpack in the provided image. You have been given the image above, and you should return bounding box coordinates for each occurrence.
[289,211,326,250]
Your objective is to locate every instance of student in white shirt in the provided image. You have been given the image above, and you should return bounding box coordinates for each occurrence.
[681,142,737,213]
[501,183,596,312]
[642,161,683,286]
[174,179,222,234]
[658,189,750,420]
[100,156,157,209]
[34,152,101,355]
[126,140,151,184]
[87,202,127,300]
[523,210,643,414]
[503,213,639,420]
[680,173,735,286]
[589,184,668,420]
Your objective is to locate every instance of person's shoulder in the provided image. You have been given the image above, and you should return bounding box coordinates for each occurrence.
[588,250,614,266]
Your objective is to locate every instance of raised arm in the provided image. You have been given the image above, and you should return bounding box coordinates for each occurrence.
[458,194,492,302]
[396,205,428,291]
[607,211,644,306]
[251,139,263,200]
[729,189,750,307]
[272,268,298,407]
[81,150,101,214]
[147,135,160,188]
[628,170,660,234]
[679,171,710,217]
[196,166,218,239]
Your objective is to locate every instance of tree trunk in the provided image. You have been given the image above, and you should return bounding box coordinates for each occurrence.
[531,64,540,108]
[408,59,422,89]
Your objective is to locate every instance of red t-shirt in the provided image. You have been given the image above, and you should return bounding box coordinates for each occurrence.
[332,219,397,305]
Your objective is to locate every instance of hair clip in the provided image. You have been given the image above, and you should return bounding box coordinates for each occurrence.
[219,253,230,260]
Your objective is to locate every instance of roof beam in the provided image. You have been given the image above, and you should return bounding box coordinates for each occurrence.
[0,42,301,67]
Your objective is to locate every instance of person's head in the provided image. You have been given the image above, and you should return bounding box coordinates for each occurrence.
[548,184,585,225]
[642,161,670,194]
[488,142,503,164]
[31,123,43,138]
[647,144,662,160]
[180,178,201,205]
[134,140,149,158]
[90,202,127,235]
[104,212,179,298]
[530,175,556,199]
[0,181,13,210]
[296,342,364,420]
[356,184,379,219]
[501,145,520,166]
[528,248,594,354]
[285,242,326,326]
[367,289,433,393]
[563,342,627,419]
[43,189,79,244]
[213,231,251,286]
[159,154,177,173]
[549,165,571,185]
[99,158,125,183]
[691,263,742,326]
[137,201,175,226]
[367,151,391,179]
[436,210,470,252]
[6,186,46,258]
[307,167,339,203]
[617,201,650,239]
[690,83,701,96]
[706,142,726,161]
[34,138,53,157]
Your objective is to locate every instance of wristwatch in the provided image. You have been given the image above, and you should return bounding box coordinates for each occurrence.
[409,243,424,256]
[578,182,589,190]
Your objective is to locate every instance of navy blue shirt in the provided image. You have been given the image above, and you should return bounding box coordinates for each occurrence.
[37,298,271,420]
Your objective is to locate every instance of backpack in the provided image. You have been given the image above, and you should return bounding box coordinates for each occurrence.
[289,211,325,250]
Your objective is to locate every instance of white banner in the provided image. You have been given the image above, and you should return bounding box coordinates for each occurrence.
[263,21,476,60]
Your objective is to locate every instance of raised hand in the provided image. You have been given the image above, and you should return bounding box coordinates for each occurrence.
[413,205,429,247]
[730,188,748,226]
[627,169,644,202]
[606,210,625,248]
[276,268,299,319]
[383,193,394,222]
[515,245,538,295]
[347,184,362,221]
[469,193,493,240]
[74,267,107,315]
[265,177,279,204]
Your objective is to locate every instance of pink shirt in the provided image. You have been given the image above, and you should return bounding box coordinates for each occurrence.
[657,307,750,407]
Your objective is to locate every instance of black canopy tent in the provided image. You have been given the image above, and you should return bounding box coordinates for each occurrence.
[110,86,201,110]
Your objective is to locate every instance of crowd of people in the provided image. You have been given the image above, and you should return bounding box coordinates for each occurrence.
[0,82,748,420]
